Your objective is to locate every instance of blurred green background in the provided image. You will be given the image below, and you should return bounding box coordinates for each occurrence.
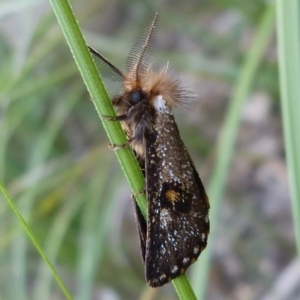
[0,0,297,299]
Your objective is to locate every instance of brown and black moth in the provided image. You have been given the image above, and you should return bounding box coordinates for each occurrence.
[89,13,210,287]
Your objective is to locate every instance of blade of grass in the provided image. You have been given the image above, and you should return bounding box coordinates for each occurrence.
[0,183,73,300]
[33,187,85,300]
[191,4,276,298]
[76,159,120,300]
[49,0,196,298]
[276,0,300,254]
[8,82,82,300]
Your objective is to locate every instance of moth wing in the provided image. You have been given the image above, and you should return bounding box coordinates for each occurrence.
[144,106,210,287]
[131,196,147,262]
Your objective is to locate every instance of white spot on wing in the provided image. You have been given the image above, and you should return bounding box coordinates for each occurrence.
[159,274,167,281]
[183,257,190,264]
[171,265,178,274]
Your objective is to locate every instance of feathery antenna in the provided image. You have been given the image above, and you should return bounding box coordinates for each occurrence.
[126,13,158,81]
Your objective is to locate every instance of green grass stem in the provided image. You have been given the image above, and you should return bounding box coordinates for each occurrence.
[276,0,300,255]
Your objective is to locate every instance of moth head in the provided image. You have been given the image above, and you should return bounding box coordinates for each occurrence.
[120,89,150,108]
[89,13,193,110]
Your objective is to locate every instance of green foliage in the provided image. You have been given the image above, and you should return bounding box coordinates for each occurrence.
[276,0,300,255]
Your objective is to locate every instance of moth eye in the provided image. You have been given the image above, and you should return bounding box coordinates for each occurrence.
[130,91,143,104]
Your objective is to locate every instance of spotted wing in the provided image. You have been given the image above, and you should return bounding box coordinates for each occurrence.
[131,195,147,262]
[144,99,210,287]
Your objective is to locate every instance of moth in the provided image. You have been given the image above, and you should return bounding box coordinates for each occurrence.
[89,13,210,287]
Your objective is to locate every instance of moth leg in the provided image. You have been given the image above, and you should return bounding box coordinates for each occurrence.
[102,114,130,149]
[102,114,127,121]
[108,137,133,150]
[132,188,146,197]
